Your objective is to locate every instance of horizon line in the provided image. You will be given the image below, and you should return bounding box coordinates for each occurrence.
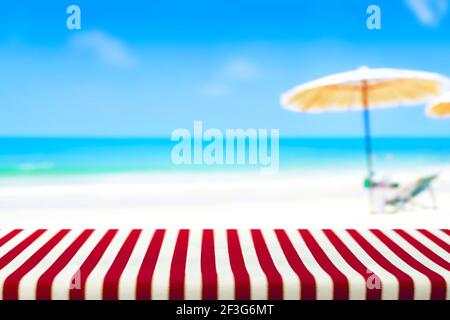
[1,135,450,139]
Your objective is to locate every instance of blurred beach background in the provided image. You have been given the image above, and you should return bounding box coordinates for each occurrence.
[1,0,450,227]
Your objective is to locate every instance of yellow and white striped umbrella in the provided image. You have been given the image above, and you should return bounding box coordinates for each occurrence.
[426,91,450,117]
[281,66,449,112]
[280,66,449,183]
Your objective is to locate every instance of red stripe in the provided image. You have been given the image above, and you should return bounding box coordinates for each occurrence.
[251,230,283,299]
[274,230,316,299]
[418,230,450,253]
[441,229,450,237]
[0,230,22,248]
[298,230,349,300]
[323,230,381,300]
[3,230,70,300]
[36,229,94,300]
[102,230,141,300]
[394,230,450,271]
[136,230,165,300]
[169,229,189,300]
[0,230,46,270]
[371,230,447,300]
[227,230,251,300]
[201,230,218,300]
[347,230,414,300]
[69,229,117,300]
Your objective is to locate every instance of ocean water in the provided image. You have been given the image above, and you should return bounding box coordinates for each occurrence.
[0,137,450,176]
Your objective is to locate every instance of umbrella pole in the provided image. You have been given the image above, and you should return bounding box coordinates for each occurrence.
[363,110,373,178]
[362,80,374,209]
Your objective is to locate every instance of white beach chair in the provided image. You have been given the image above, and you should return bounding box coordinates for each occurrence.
[382,174,438,213]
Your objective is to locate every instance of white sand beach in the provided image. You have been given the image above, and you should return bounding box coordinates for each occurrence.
[0,168,449,229]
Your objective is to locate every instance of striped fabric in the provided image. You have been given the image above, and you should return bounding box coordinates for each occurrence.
[0,229,448,300]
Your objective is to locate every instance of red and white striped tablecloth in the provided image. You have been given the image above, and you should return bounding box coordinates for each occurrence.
[0,229,448,300]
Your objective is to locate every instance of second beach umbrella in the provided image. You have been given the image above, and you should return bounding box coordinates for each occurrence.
[426,91,450,117]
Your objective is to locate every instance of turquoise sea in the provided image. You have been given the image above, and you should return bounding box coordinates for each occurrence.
[1,138,450,176]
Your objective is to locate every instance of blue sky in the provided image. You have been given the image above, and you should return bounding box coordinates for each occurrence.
[1,0,450,137]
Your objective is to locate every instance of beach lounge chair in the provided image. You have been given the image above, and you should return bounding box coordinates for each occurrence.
[383,174,438,213]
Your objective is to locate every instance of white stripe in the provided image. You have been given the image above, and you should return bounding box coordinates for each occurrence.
[214,230,235,299]
[360,230,431,300]
[334,230,399,300]
[118,230,155,300]
[435,230,450,240]
[383,230,450,299]
[0,230,36,259]
[151,229,178,300]
[261,230,300,299]
[84,230,130,300]
[238,230,268,299]
[309,230,367,299]
[51,230,107,300]
[184,230,202,299]
[0,230,58,299]
[238,230,269,300]
[18,230,80,299]
[426,230,450,246]
[407,230,450,261]
[285,229,333,300]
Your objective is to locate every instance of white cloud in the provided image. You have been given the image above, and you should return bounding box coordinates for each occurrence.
[405,0,448,26]
[198,57,260,97]
[198,83,230,97]
[222,58,260,80]
[69,30,138,68]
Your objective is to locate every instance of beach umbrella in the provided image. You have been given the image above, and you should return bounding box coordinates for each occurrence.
[426,91,450,117]
[281,66,449,182]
